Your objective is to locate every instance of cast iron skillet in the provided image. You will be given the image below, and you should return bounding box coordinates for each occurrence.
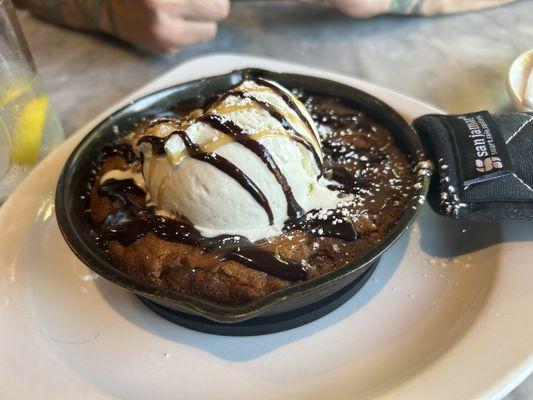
[55,68,429,324]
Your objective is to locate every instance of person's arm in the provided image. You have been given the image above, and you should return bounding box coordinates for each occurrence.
[328,0,518,18]
[14,0,230,53]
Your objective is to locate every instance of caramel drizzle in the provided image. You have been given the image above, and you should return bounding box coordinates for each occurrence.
[138,83,326,225]
[138,119,306,220]
[200,114,304,219]
[138,132,274,225]
[146,117,179,128]
[206,89,323,174]
[92,92,403,284]
[249,77,320,147]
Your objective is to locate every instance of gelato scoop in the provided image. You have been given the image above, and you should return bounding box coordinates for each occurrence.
[136,79,346,242]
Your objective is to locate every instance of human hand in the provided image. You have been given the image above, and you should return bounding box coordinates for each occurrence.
[103,0,230,53]
[327,0,517,18]
[327,0,391,18]
[15,0,230,54]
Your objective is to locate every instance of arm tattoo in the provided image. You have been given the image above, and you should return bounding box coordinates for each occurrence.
[72,0,107,28]
[389,0,424,13]
[14,0,116,34]
[13,0,64,21]
[42,0,64,22]
[104,0,117,34]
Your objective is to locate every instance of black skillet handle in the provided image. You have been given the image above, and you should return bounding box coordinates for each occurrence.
[412,111,533,221]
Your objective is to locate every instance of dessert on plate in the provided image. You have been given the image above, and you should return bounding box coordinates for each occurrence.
[88,78,414,305]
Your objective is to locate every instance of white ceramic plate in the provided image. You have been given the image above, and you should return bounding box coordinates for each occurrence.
[1,54,532,400]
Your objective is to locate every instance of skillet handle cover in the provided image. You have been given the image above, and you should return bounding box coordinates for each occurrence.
[412,111,533,221]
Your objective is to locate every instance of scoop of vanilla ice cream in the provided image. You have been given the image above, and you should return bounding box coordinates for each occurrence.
[139,79,346,242]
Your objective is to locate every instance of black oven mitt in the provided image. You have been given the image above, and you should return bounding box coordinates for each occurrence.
[412,111,533,221]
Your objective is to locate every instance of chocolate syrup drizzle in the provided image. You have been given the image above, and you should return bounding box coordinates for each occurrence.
[137,83,327,223]
[177,130,274,225]
[286,215,357,242]
[97,206,203,247]
[101,143,138,163]
[97,178,306,281]
[136,136,167,155]
[206,89,323,174]
[249,77,317,140]
[95,144,358,281]
[98,178,145,206]
[200,114,304,219]
[138,99,309,220]
[138,131,275,225]
[93,88,409,283]
[223,249,306,281]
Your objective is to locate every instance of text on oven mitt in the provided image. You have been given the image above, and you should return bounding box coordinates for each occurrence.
[412,111,533,221]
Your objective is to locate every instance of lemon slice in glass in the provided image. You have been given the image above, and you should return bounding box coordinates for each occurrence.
[0,79,32,107]
[12,94,49,165]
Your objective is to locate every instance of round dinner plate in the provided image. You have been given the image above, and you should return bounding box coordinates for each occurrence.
[1,54,532,400]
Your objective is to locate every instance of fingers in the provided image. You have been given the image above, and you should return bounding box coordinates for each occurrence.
[154,16,218,48]
[152,0,231,22]
[180,0,231,22]
[328,0,389,18]
[141,0,227,53]
[107,0,227,54]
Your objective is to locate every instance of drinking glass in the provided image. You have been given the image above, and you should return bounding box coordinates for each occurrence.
[0,0,64,202]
